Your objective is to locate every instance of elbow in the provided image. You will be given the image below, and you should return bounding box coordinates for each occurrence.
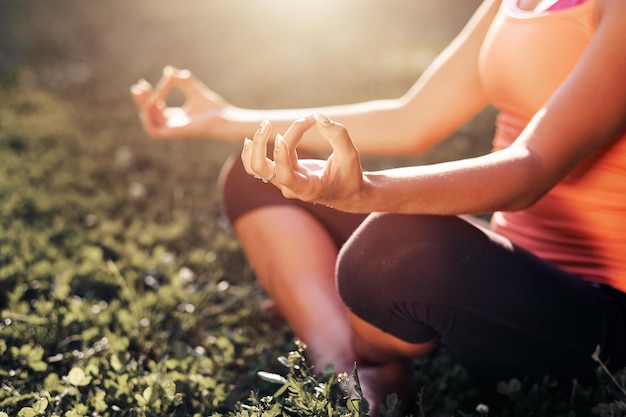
[495,148,555,211]
[502,189,546,211]
[403,139,436,155]
[398,127,444,155]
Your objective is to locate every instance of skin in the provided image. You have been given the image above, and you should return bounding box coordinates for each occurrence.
[132,0,626,412]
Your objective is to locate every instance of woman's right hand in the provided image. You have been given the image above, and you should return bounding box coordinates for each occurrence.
[131,66,228,139]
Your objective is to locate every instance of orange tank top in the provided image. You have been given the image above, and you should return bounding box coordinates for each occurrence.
[479,0,626,292]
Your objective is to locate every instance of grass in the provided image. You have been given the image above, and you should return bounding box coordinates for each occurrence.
[1,75,626,417]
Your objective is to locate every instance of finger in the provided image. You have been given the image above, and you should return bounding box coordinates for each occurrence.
[280,115,316,167]
[148,65,178,107]
[131,79,167,135]
[130,78,152,109]
[273,133,301,194]
[281,115,316,150]
[241,137,256,176]
[313,113,359,163]
[151,66,204,107]
[130,76,169,128]
[250,120,276,180]
[171,68,205,98]
[274,134,325,202]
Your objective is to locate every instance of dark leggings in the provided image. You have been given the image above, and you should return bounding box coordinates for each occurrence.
[221,155,626,384]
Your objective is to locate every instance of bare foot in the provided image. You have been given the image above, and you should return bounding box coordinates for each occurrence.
[260,298,286,324]
[352,360,416,417]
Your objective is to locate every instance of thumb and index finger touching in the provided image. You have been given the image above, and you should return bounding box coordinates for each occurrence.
[148,66,199,108]
[271,113,358,192]
[130,66,196,110]
[311,113,358,162]
[130,66,197,136]
[277,112,355,158]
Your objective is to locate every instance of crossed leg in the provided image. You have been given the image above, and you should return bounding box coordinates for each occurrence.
[233,205,355,371]
[232,208,439,416]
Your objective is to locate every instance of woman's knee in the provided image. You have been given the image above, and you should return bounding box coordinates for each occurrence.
[337,214,461,300]
[336,214,479,343]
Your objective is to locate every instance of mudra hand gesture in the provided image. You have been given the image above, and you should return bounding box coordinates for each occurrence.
[131,66,227,139]
[241,113,368,212]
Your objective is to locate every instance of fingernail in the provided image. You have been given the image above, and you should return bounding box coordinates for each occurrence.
[275,134,284,152]
[258,119,270,135]
[163,66,173,75]
[243,137,252,149]
[314,112,331,126]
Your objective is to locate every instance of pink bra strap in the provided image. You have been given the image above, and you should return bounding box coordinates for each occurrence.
[548,0,590,11]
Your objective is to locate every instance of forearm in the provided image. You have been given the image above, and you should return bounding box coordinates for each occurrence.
[219,79,488,157]
[218,98,417,155]
[356,146,546,215]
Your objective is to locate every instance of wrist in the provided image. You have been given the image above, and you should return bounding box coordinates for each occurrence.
[353,171,378,213]
[218,105,262,142]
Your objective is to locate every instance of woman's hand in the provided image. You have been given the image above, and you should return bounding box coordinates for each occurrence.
[131,66,228,139]
[241,113,370,212]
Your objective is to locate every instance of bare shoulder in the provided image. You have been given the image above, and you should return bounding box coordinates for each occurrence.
[594,0,626,29]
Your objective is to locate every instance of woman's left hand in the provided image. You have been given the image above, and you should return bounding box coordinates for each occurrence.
[241,113,369,212]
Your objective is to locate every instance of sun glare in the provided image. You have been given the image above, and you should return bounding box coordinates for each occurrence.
[236,0,345,32]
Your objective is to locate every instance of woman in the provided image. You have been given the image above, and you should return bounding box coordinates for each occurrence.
[132,0,626,412]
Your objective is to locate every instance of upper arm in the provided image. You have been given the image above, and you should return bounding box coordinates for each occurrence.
[514,0,626,192]
[397,0,502,151]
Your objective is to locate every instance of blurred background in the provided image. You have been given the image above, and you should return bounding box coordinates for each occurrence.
[0,6,621,416]
[0,0,493,164]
